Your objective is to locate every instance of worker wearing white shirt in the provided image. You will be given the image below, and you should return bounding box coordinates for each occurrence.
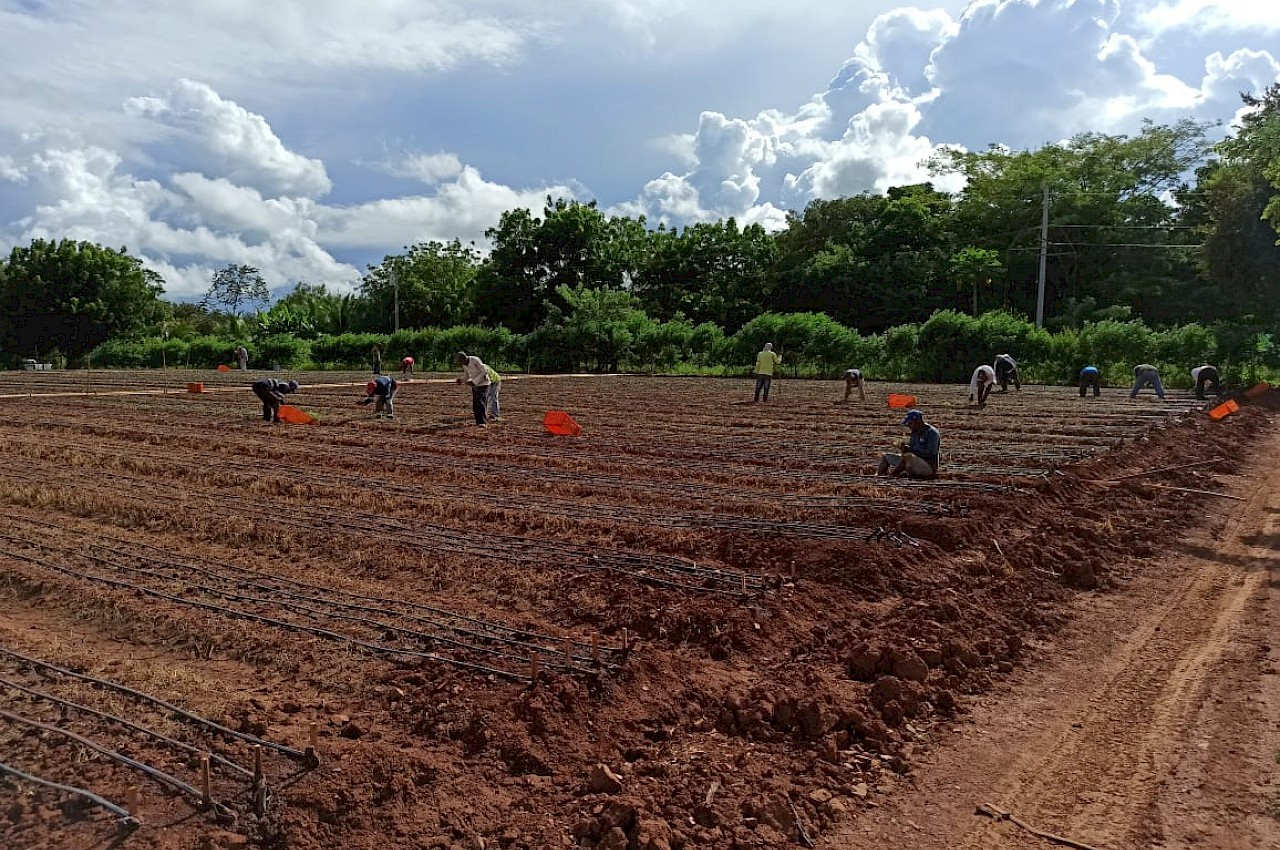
[968,364,996,407]
[1191,365,1221,400]
[455,351,492,426]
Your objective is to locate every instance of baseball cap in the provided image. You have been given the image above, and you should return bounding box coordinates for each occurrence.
[901,409,923,425]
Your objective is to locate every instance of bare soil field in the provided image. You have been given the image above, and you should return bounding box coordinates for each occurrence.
[0,370,1272,850]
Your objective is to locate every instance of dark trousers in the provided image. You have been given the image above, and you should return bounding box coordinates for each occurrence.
[252,383,280,421]
[1079,373,1100,397]
[471,385,488,425]
[996,366,1020,391]
[1194,368,1221,399]
[754,375,773,402]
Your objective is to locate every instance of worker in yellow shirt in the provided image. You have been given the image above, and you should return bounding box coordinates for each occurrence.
[753,343,782,403]
[485,365,502,421]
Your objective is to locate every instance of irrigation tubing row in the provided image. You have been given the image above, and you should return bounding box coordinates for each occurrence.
[0,707,233,820]
[0,760,138,831]
[1,549,537,684]
[0,675,253,780]
[0,646,307,762]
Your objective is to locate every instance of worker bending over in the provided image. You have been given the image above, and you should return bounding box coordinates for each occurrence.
[456,351,493,426]
[1130,364,1165,400]
[994,354,1020,392]
[753,343,782,403]
[1191,364,1221,399]
[842,368,866,402]
[251,378,299,423]
[968,364,997,407]
[359,375,398,418]
[485,365,503,421]
[876,409,940,479]
[401,356,415,376]
[1079,365,1101,397]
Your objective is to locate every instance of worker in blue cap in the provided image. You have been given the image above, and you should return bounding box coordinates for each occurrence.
[876,409,940,479]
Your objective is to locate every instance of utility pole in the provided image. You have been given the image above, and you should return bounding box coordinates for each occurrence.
[1035,182,1049,329]
[392,267,400,333]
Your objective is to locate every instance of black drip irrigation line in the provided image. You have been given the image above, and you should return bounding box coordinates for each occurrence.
[0,707,234,822]
[0,760,139,833]
[71,526,625,662]
[0,675,252,780]
[0,465,777,595]
[0,549,536,685]
[59,541,617,675]
[0,646,308,763]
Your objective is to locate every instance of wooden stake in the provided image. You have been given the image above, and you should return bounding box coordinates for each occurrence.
[252,744,263,782]
[126,786,140,815]
[740,572,747,593]
[529,656,539,683]
[563,638,573,667]
[622,628,630,652]
[200,753,212,805]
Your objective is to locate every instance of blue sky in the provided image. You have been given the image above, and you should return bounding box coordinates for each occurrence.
[0,0,1277,300]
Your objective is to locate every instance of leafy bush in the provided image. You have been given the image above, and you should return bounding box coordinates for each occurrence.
[256,334,311,369]
[185,336,244,368]
[309,333,389,369]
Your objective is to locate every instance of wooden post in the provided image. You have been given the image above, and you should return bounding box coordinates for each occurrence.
[305,721,318,763]
[740,573,747,593]
[200,754,212,806]
[126,786,140,815]
[529,656,539,683]
[564,638,573,667]
[622,628,630,652]
[253,744,263,782]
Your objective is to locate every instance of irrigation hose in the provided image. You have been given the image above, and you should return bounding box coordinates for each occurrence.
[0,759,139,833]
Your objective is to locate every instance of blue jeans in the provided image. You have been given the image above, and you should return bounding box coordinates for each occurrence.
[487,382,501,420]
[1130,371,1165,399]
[754,375,773,402]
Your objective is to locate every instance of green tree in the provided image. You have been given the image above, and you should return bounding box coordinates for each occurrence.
[362,240,481,331]
[928,119,1213,323]
[475,198,650,332]
[201,264,269,315]
[949,247,1004,315]
[0,239,166,361]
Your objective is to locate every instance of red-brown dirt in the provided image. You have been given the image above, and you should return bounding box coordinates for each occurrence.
[0,372,1271,850]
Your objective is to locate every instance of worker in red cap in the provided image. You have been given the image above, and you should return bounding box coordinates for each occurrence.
[359,375,398,418]
[401,356,415,376]
[876,409,940,479]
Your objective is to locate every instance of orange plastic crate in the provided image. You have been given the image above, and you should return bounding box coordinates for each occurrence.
[1207,399,1238,420]
[886,393,917,409]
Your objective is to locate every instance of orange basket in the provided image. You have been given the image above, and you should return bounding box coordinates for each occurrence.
[217,364,231,372]
[1207,399,1239,420]
[1243,381,1271,399]
[186,382,205,393]
[886,393,917,409]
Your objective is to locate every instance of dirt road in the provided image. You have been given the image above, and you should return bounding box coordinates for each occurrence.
[826,429,1280,850]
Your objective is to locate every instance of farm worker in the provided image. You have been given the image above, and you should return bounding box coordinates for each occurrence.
[1079,365,1101,397]
[1191,364,1221,400]
[401,356,415,376]
[968,364,997,407]
[842,368,866,402]
[371,344,384,375]
[485,365,503,421]
[876,409,940,479]
[753,343,782,403]
[1130,364,1165,400]
[235,346,249,371]
[251,378,299,423]
[359,375,398,417]
[993,354,1020,392]
[455,351,492,426]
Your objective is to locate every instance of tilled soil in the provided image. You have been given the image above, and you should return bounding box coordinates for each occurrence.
[0,373,1264,850]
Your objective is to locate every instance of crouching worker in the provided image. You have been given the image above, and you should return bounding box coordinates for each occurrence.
[359,375,398,417]
[455,351,492,426]
[1130,364,1165,400]
[842,368,866,402]
[401,356,415,376]
[1079,364,1101,397]
[876,409,940,479]
[251,378,299,423]
[1191,364,1221,400]
[994,353,1020,392]
[968,364,997,407]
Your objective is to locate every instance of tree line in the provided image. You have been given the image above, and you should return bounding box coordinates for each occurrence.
[2,87,1278,381]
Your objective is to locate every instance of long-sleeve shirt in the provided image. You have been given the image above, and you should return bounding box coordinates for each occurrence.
[907,425,941,469]
[462,356,491,387]
[755,350,782,376]
[968,365,995,396]
[369,376,397,397]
